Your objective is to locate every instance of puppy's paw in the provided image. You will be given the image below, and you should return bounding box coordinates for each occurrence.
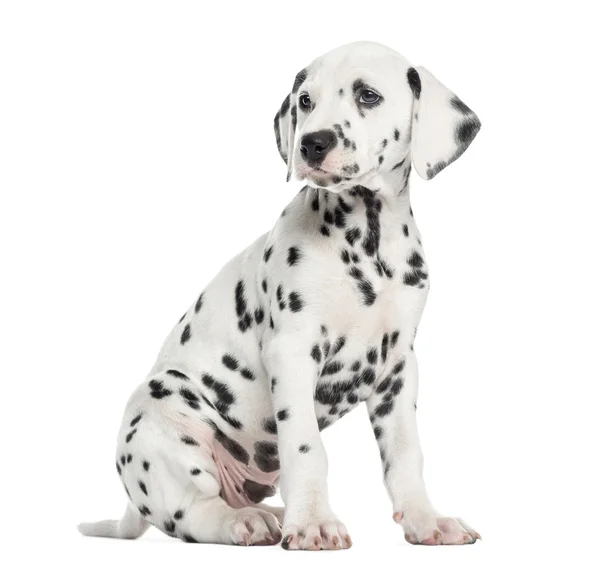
[394,511,480,545]
[227,507,282,546]
[281,517,352,551]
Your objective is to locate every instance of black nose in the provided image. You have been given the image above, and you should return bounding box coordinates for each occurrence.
[300,130,337,165]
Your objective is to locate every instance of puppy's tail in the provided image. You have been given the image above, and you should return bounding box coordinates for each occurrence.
[78,504,150,539]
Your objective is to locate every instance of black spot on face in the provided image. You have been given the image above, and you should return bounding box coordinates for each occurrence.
[182,534,198,543]
[338,88,344,96]
[240,368,255,381]
[293,69,308,93]
[271,377,277,393]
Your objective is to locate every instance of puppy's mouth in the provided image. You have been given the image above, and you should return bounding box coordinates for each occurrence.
[300,164,376,189]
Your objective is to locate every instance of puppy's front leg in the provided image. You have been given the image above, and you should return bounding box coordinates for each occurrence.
[367,347,481,545]
[264,334,351,551]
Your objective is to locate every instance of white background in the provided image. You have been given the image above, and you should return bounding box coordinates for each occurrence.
[1,1,598,565]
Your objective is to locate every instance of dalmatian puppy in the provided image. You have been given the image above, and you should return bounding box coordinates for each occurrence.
[79,41,481,550]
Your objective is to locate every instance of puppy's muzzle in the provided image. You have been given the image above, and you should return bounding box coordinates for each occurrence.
[300,130,337,166]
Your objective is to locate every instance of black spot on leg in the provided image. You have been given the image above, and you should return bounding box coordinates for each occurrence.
[390,331,400,347]
[262,279,268,293]
[180,387,200,410]
[181,435,198,446]
[127,454,132,463]
[138,505,151,517]
[403,224,409,237]
[299,444,311,453]
[292,69,308,93]
[271,377,277,393]
[138,480,148,496]
[164,520,176,534]
[143,460,150,472]
[240,367,255,381]
[320,225,330,236]
[381,334,389,363]
[182,534,199,543]
[317,417,331,431]
[277,409,290,421]
[394,129,400,141]
[374,426,383,440]
[125,429,137,443]
[174,510,184,521]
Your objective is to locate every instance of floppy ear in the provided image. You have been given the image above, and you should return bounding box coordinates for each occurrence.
[409,66,481,180]
[274,69,307,181]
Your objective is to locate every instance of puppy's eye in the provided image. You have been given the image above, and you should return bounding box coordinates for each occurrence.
[299,93,312,110]
[359,90,380,104]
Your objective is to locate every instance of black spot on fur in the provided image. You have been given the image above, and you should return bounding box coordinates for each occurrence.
[138,505,151,517]
[321,360,344,376]
[299,444,311,453]
[166,369,189,380]
[277,409,290,421]
[212,425,250,465]
[311,344,322,363]
[149,379,172,399]
[317,417,331,431]
[288,291,304,312]
[345,227,361,246]
[138,480,148,496]
[450,96,473,115]
[390,330,400,347]
[253,441,280,473]
[262,279,268,293]
[243,479,276,503]
[143,460,150,472]
[292,69,308,93]
[201,373,235,410]
[182,534,199,543]
[407,68,421,99]
[130,414,143,427]
[180,387,200,410]
[125,429,137,443]
[394,129,400,141]
[287,246,301,266]
[180,324,191,345]
[254,308,265,325]
[194,293,204,313]
[164,520,176,533]
[240,367,255,381]
[262,417,278,435]
[381,334,389,363]
[402,224,409,237]
[222,354,239,371]
[271,377,277,393]
[181,435,198,446]
[174,510,184,521]
[320,224,330,237]
[367,348,378,365]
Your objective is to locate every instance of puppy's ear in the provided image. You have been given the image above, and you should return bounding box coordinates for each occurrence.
[408,66,481,180]
[274,69,307,181]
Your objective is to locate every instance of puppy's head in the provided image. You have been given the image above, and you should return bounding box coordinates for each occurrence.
[274,41,481,191]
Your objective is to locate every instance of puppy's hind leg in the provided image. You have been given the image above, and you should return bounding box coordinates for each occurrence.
[78,503,149,539]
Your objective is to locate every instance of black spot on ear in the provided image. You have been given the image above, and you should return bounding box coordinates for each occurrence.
[292,69,308,93]
[407,68,421,99]
[450,96,473,115]
[279,94,291,118]
[455,117,481,146]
